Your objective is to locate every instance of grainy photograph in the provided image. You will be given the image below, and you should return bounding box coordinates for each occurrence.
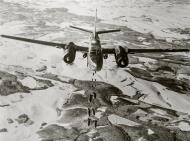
[0,0,190,140]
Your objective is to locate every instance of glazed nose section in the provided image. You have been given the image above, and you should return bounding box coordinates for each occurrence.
[88,61,97,71]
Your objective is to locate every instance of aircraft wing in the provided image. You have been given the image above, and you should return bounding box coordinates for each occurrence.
[102,48,189,54]
[127,48,189,54]
[1,35,66,48]
[1,35,88,52]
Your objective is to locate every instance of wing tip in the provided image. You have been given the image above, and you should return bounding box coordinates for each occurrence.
[182,49,190,52]
[1,35,10,38]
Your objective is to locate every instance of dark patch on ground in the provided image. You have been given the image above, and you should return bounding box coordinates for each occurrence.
[128,67,190,94]
[37,124,80,141]
[97,125,132,141]
[169,28,190,35]
[15,114,34,126]
[0,104,10,107]
[0,71,30,96]
[0,70,55,96]
[155,77,190,93]
[0,128,8,133]
[129,67,153,79]
[155,66,175,73]
[121,124,176,141]
[62,94,89,108]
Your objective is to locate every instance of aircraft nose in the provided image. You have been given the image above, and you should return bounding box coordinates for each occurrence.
[88,62,97,71]
[121,61,125,66]
[89,65,97,71]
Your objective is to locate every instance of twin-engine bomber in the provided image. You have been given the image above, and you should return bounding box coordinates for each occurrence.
[1,10,189,71]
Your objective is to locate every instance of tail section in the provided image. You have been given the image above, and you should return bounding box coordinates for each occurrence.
[70,9,121,35]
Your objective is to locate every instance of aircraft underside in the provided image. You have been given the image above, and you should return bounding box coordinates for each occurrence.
[87,50,103,71]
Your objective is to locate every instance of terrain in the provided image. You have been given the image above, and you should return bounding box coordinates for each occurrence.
[0,0,190,141]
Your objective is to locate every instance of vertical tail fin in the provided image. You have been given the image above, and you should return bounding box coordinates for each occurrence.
[94,8,97,37]
[93,9,121,35]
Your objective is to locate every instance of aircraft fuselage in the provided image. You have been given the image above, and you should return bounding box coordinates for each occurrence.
[87,34,103,71]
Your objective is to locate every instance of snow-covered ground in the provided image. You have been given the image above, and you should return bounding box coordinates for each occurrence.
[3,0,190,39]
[0,0,190,140]
[0,33,190,140]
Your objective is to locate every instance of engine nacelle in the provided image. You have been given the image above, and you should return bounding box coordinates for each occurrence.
[63,42,76,64]
[114,46,129,68]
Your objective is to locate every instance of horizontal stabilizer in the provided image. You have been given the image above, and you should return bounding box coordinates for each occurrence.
[70,26,92,33]
[97,29,121,34]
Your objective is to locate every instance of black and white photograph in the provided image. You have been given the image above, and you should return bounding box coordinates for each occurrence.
[0,0,190,140]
